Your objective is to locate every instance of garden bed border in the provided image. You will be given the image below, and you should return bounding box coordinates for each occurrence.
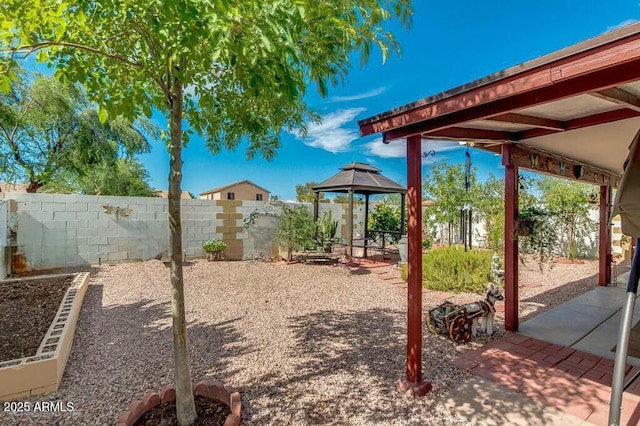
[0,272,90,401]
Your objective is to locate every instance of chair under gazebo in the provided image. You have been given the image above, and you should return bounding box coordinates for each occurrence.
[312,162,407,257]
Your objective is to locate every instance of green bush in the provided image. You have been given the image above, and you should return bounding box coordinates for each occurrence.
[422,237,432,250]
[278,205,317,261]
[202,239,227,252]
[402,246,493,293]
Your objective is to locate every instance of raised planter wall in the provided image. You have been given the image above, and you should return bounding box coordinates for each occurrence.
[0,272,90,401]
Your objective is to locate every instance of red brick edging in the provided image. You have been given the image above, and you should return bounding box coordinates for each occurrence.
[116,380,241,425]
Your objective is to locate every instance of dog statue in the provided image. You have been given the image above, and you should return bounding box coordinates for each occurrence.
[462,284,504,337]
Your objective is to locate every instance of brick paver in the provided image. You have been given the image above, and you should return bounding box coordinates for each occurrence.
[452,334,640,426]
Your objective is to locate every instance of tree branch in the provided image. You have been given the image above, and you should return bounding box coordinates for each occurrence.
[4,42,144,69]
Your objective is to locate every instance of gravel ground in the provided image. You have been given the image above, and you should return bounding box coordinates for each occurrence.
[1,256,621,425]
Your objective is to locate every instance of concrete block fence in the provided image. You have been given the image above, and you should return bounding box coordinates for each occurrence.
[0,193,365,273]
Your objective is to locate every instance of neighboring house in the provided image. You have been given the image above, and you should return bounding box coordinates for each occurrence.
[200,180,269,201]
[155,190,193,199]
[0,182,29,193]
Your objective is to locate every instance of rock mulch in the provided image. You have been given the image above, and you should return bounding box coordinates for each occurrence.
[1,256,613,425]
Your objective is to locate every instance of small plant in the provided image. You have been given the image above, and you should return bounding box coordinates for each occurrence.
[422,237,432,250]
[203,239,227,261]
[402,246,493,293]
[203,239,227,252]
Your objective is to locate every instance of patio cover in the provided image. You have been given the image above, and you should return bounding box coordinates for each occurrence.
[357,22,640,396]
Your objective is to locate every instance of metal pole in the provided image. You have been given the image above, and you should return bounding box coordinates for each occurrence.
[609,242,640,425]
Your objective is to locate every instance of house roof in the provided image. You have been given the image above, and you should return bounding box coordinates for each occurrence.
[359,21,640,184]
[199,180,270,196]
[0,182,28,193]
[312,162,406,194]
[155,190,193,199]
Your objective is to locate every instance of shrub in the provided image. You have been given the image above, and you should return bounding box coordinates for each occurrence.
[202,239,227,252]
[369,202,404,244]
[422,237,432,250]
[278,205,317,261]
[402,246,493,293]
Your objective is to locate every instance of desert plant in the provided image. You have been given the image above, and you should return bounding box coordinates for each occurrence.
[402,246,493,293]
[317,211,339,253]
[515,206,558,269]
[422,237,432,250]
[278,205,317,261]
[202,239,227,253]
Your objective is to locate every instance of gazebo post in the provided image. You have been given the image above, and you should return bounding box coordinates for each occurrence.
[313,192,320,222]
[397,135,432,396]
[400,193,406,235]
[348,189,354,257]
[599,185,612,286]
[502,144,519,332]
[364,194,370,258]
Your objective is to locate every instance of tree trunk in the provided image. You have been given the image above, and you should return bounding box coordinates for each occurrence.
[168,80,197,426]
[568,224,575,261]
[26,180,43,193]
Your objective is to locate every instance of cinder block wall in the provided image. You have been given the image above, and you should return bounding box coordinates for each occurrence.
[0,193,385,270]
[0,200,9,278]
[0,193,226,269]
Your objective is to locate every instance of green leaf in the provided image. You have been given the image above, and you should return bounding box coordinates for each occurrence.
[98,106,108,124]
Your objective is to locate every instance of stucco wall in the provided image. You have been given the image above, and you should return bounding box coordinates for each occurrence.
[201,182,269,202]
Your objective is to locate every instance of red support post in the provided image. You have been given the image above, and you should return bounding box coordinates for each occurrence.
[397,135,432,396]
[502,144,519,332]
[599,185,612,286]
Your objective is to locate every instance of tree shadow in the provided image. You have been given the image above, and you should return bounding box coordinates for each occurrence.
[18,283,249,425]
[240,307,410,424]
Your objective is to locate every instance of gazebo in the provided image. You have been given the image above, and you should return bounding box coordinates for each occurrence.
[358,22,640,397]
[312,162,407,257]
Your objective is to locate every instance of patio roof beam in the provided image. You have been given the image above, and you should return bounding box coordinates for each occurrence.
[423,127,515,141]
[377,56,640,142]
[515,108,640,140]
[507,143,620,185]
[590,88,640,112]
[485,113,566,130]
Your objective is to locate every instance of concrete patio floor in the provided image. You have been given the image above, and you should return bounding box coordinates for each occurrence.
[452,270,640,425]
[519,270,640,365]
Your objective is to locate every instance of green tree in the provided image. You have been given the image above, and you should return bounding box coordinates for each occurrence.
[43,158,157,196]
[2,2,412,424]
[423,161,478,245]
[538,176,595,259]
[278,205,317,261]
[295,181,327,203]
[369,201,403,243]
[474,174,504,251]
[0,72,152,192]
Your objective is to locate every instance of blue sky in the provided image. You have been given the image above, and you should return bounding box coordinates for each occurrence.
[134,2,639,200]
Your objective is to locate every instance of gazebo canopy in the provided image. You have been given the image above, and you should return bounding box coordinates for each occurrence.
[312,162,406,195]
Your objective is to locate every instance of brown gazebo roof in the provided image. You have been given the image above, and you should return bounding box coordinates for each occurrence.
[312,162,406,194]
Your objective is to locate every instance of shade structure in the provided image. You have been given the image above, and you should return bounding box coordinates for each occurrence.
[312,162,407,195]
[312,162,407,257]
[609,129,640,425]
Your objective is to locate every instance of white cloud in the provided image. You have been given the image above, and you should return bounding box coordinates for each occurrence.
[606,19,638,32]
[329,87,387,102]
[298,108,366,153]
[365,138,461,163]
